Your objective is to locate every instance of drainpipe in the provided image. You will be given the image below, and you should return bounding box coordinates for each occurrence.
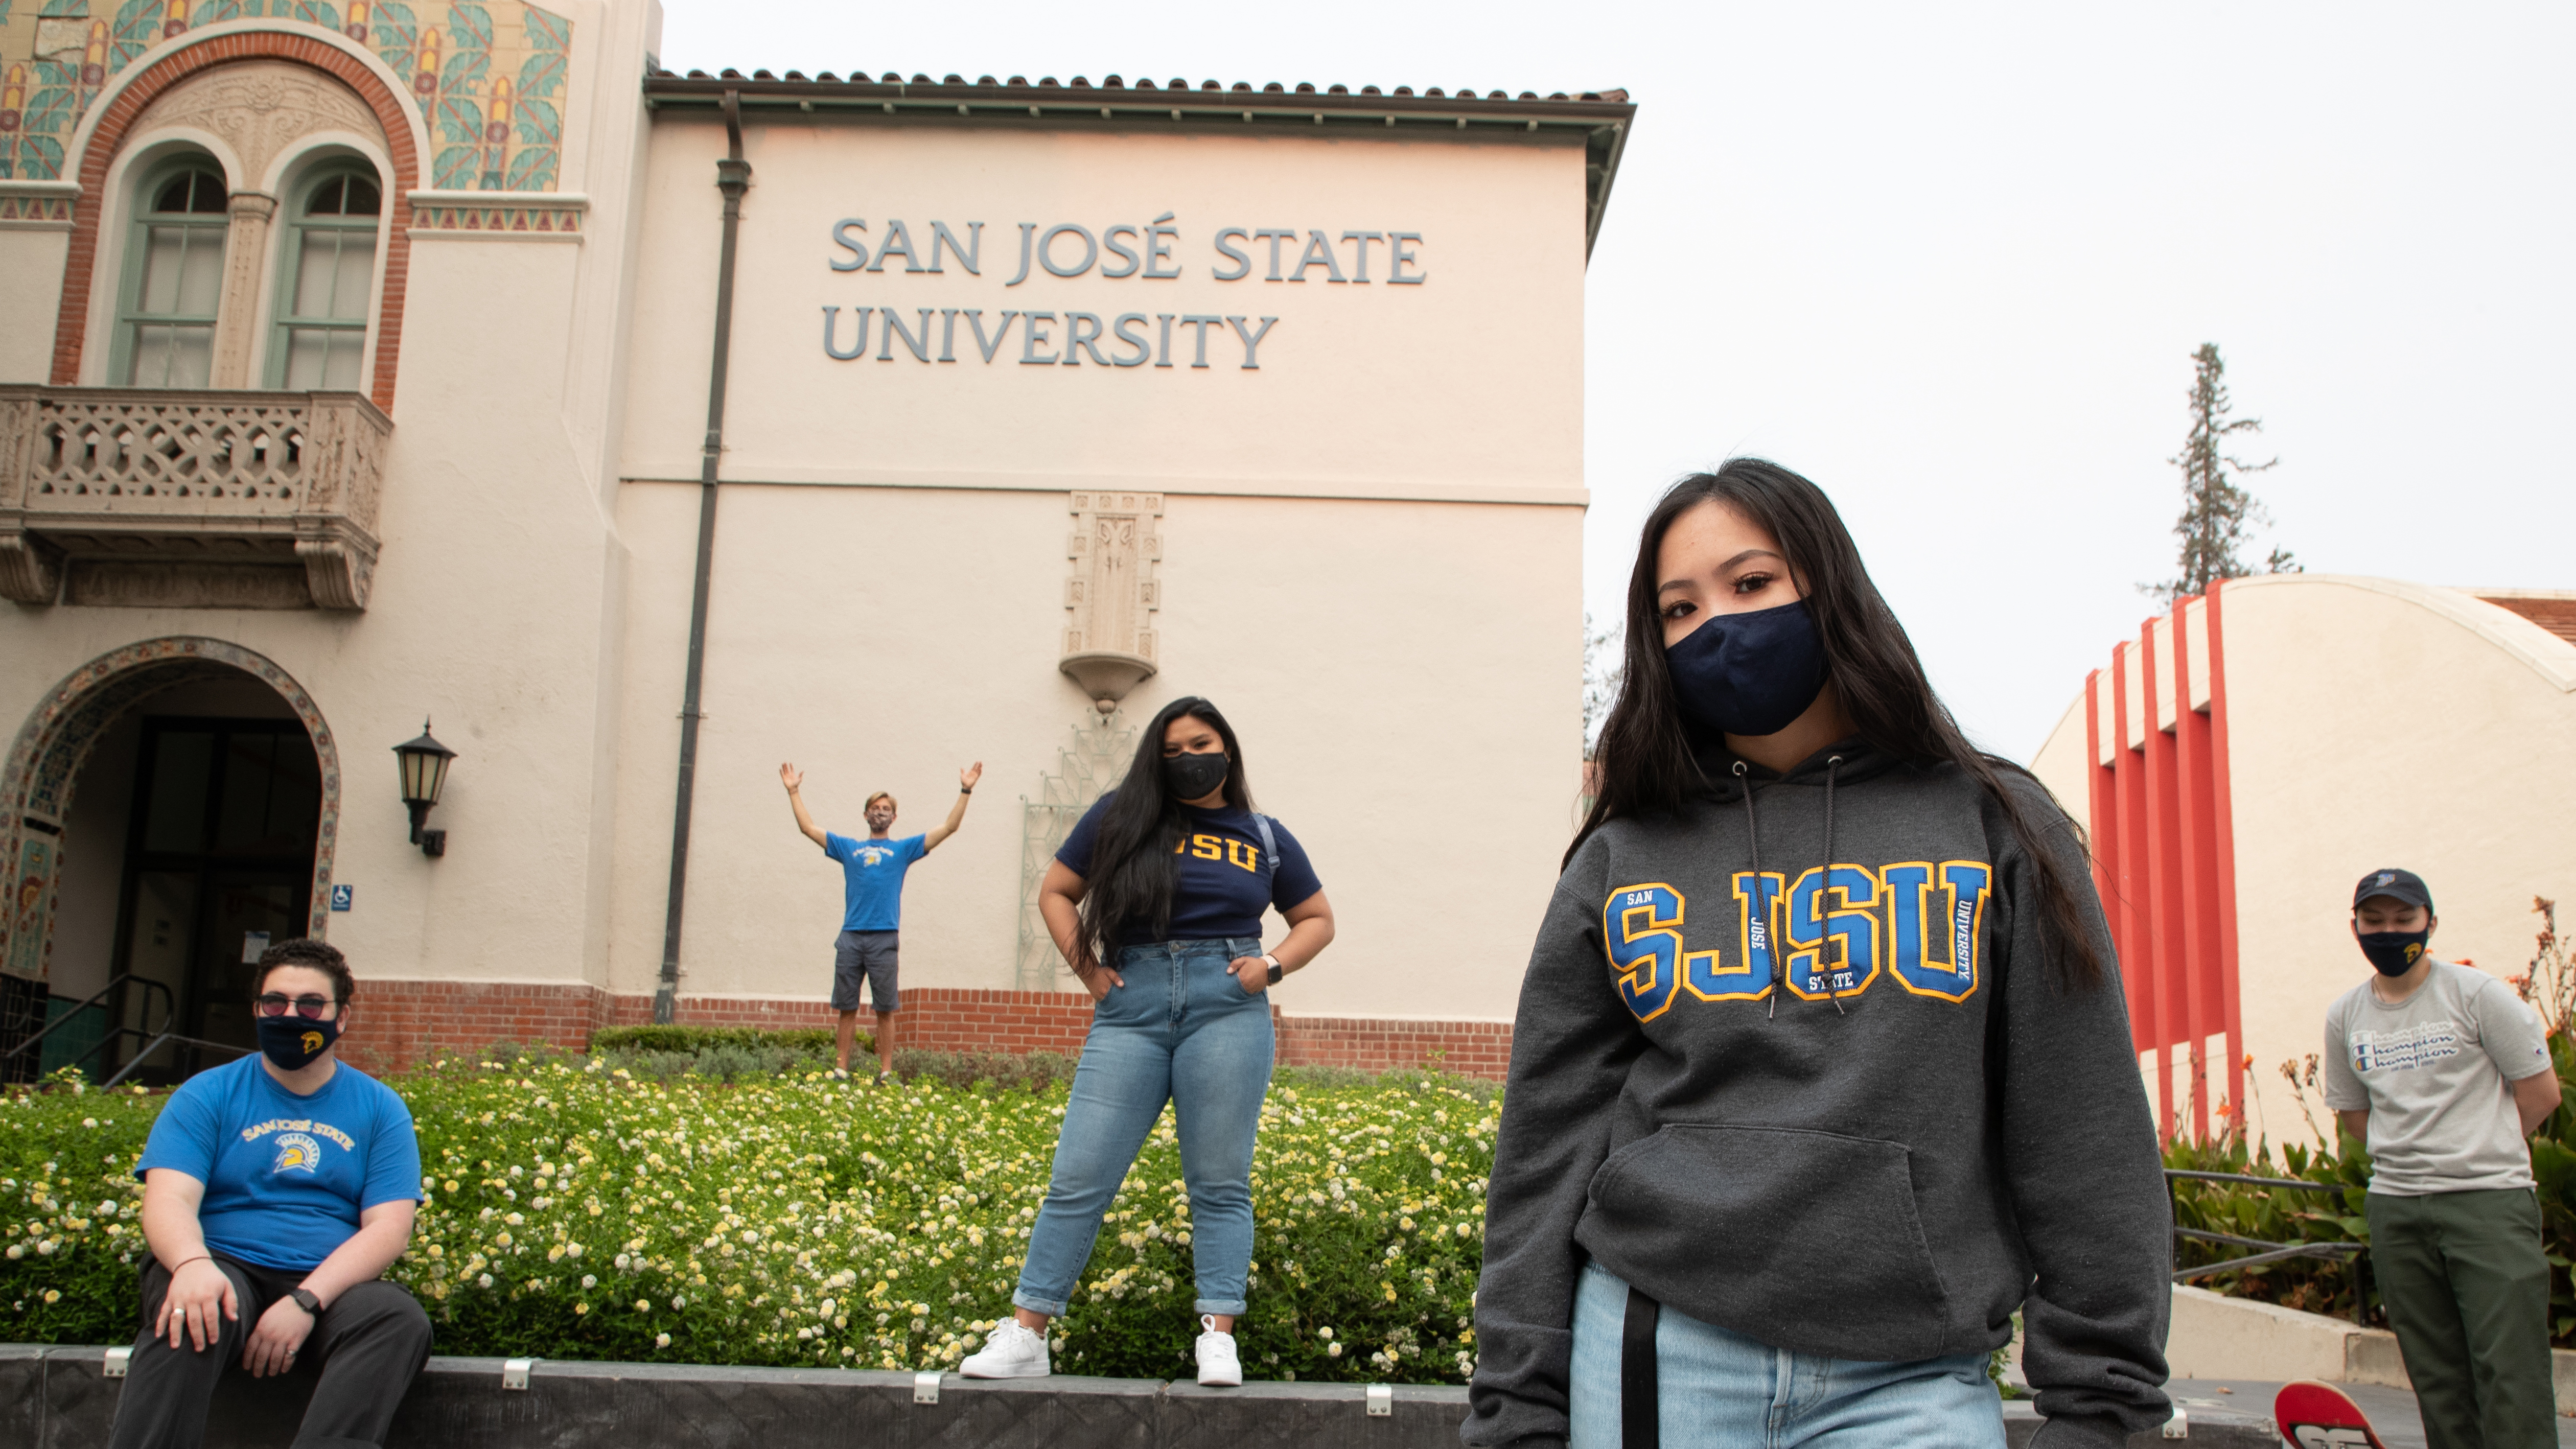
[655,90,750,1024]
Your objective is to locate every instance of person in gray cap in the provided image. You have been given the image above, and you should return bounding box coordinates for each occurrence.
[2322,867,2563,1449]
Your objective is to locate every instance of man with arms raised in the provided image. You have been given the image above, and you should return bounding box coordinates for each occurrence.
[109,938,430,1449]
[781,759,983,1082]
[2325,868,2562,1449]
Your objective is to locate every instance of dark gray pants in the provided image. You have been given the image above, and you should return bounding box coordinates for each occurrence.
[107,1254,433,1449]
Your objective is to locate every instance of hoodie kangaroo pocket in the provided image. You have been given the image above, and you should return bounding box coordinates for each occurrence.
[1579,1123,1953,1361]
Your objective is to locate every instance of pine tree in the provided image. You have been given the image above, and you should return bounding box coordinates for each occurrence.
[2148,343,2295,605]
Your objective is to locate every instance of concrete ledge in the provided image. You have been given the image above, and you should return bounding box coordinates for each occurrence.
[2,1343,2276,1447]
[2168,1283,2411,1388]
[2169,1282,2576,1413]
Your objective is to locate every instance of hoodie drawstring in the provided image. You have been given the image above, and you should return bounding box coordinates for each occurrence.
[1737,754,1849,1017]
[1821,754,1845,1015]
[1731,762,1774,1020]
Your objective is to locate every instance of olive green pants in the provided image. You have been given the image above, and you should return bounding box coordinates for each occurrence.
[2366,1188,2557,1449]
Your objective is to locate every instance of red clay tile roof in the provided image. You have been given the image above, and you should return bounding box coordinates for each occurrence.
[2478,594,2576,645]
[640,69,1636,258]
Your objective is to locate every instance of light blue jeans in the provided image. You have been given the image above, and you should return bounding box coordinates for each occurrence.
[1570,1262,2005,1448]
[1013,937,1273,1318]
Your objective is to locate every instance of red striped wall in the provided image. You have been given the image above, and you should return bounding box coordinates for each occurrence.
[2084,583,2244,1141]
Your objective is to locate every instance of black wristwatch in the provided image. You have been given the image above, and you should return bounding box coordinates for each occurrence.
[287,1288,321,1317]
[1263,954,1283,986]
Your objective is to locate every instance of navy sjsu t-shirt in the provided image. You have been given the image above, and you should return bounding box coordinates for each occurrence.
[135,1055,423,1271]
[1058,791,1322,946]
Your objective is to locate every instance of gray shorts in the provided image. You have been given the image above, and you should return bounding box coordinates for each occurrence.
[833,930,899,1012]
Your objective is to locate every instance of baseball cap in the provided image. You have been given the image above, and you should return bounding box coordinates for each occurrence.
[2353,868,2433,913]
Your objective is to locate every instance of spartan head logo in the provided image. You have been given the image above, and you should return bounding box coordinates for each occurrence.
[271,1132,323,1176]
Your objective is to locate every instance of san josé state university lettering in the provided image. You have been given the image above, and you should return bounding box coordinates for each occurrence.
[820,215,1425,371]
[238,1117,359,1150]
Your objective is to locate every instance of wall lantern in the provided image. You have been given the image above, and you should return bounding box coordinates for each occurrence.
[392,719,456,857]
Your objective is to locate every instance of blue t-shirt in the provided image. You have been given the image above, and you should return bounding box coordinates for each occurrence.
[1057,793,1323,946]
[134,1055,423,1272]
[826,831,929,932]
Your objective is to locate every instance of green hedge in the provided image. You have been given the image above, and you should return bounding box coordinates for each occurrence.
[588,1026,846,1056]
[0,1058,1492,1383]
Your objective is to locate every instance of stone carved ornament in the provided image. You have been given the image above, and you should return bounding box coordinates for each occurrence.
[127,61,388,191]
[1060,492,1163,705]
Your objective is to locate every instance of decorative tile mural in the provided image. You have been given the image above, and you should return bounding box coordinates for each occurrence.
[0,1,571,188]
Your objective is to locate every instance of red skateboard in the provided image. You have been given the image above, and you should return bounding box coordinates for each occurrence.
[2275,1381,2389,1449]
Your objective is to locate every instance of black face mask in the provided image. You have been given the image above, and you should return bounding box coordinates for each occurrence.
[1164,751,1230,802]
[1664,599,1831,739]
[2358,930,2431,978]
[256,1011,341,1071]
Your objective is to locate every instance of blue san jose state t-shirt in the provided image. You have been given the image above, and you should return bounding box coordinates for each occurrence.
[135,1054,423,1272]
[826,831,929,932]
[1057,792,1323,946]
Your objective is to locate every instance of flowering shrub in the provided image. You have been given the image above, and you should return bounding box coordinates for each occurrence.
[0,1059,1495,1383]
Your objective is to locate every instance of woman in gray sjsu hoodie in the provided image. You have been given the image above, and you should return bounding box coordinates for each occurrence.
[1466,461,2170,1449]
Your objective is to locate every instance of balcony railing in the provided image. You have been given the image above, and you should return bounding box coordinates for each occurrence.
[0,386,392,610]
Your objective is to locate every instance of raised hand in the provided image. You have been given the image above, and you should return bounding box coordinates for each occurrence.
[960,761,985,790]
[780,762,804,793]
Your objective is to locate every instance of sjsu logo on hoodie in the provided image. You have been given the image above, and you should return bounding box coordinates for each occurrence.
[1603,861,1993,1022]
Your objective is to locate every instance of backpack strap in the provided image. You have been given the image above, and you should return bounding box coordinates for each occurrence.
[1251,813,1280,880]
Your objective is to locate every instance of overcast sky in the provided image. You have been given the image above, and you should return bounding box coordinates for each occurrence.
[658,2,2574,761]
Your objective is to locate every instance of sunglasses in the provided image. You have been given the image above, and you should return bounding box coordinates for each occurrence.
[253,994,338,1019]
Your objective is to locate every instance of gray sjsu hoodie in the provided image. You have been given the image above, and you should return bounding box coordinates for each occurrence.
[1465,745,2170,1449]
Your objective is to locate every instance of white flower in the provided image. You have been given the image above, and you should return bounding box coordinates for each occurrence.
[1328,1343,1342,1358]
[478,1273,494,1288]
[672,1295,687,1309]
[635,1299,651,1312]
[656,1332,671,1348]
[582,1274,597,1289]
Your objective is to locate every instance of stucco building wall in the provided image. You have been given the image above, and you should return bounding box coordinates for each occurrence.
[2031,574,2576,1143]
[0,5,1612,1074]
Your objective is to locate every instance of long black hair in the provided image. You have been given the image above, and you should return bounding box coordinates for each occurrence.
[1577,459,2108,992]
[1075,696,1256,968]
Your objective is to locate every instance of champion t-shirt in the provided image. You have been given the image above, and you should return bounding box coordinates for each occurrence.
[135,1054,423,1271]
[1057,792,1322,946]
[825,831,928,932]
[2322,960,2551,1195]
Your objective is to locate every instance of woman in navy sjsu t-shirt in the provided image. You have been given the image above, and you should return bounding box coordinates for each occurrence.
[960,696,1334,1389]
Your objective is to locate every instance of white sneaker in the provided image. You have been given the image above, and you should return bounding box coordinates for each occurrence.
[1194,1316,1242,1387]
[960,1319,1050,1379]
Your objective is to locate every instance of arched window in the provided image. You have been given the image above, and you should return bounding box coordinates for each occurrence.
[268,168,382,390]
[114,162,228,388]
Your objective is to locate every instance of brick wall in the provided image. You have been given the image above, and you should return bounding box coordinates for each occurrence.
[338,980,1513,1080]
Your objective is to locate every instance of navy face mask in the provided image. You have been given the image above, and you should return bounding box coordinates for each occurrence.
[256,1011,341,1071]
[1164,751,1230,802]
[1664,600,1831,738]
[2358,929,2430,978]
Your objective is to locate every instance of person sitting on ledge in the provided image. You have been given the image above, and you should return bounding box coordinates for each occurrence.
[108,938,431,1449]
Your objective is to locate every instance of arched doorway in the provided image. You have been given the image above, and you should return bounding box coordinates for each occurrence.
[0,639,340,1083]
